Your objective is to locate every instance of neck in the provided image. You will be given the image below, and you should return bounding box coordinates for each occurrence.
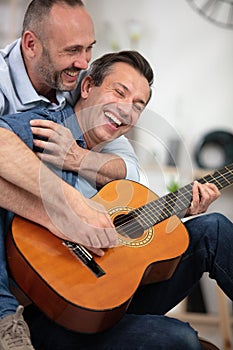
[23,56,58,104]
[74,104,103,151]
[74,105,90,149]
[43,89,58,104]
[33,80,58,104]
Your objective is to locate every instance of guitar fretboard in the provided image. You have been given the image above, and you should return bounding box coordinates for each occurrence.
[133,163,233,229]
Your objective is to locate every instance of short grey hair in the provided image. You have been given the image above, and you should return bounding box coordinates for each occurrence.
[22,0,84,37]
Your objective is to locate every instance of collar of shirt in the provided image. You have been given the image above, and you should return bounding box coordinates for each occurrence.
[60,103,86,148]
[8,39,69,110]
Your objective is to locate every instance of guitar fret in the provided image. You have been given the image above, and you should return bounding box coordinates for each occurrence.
[135,186,193,230]
[128,163,233,231]
[157,197,177,215]
[209,174,223,188]
[165,192,183,212]
[201,172,225,189]
[199,166,233,190]
[164,186,192,214]
[173,186,193,208]
[135,204,165,227]
[135,207,154,227]
[217,172,233,187]
[145,202,166,222]
[162,196,182,214]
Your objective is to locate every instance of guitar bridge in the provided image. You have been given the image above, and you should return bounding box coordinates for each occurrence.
[63,241,105,278]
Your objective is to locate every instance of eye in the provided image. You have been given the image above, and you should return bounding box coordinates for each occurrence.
[66,46,84,55]
[67,48,80,54]
[115,89,125,97]
[133,103,144,112]
[86,45,93,52]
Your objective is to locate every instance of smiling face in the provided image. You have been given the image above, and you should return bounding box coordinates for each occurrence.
[75,62,151,149]
[23,3,95,97]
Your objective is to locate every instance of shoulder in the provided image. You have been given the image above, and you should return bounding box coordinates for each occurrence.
[103,136,135,153]
[0,39,19,64]
[0,106,46,125]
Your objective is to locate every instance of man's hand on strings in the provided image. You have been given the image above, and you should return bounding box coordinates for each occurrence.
[186,181,220,216]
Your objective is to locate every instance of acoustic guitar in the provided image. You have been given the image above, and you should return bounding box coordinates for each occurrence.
[7,163,233,333]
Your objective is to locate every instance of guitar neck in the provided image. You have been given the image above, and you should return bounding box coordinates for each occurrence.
[198,164,233,189]
[133,163,233,229]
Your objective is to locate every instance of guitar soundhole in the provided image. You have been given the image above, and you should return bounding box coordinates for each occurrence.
[113,212,144,239]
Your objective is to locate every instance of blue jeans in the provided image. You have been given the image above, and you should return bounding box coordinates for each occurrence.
[24,305,202,350]
[2,212,233,349]
[127,212,233,314]
[0,209,18,317]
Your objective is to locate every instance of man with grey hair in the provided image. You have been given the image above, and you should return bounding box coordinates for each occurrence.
[1,47,231,350]
[0,1,138,348]
[0,1,232,350]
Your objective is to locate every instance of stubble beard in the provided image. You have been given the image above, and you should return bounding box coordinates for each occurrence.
[37,47,77,92]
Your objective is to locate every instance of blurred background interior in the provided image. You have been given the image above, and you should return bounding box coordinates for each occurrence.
[1,0,232,348]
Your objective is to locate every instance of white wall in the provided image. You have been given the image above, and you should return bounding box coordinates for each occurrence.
[0,0,30,46]
[85,0,233,170]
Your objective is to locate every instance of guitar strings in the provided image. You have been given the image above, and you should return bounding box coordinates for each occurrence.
[141,168,233,226]
[114,165,233,238]
[116,166,233,234]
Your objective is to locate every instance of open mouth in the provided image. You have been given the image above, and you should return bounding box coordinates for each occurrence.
[104,111,125,128]
[63,69,79,79]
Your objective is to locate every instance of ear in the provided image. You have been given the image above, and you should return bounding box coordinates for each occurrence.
[21,31,40,58]
[81,76,95,99]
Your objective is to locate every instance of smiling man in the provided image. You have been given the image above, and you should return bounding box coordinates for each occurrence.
[1,48,231,350]
[0,2,141,349]
[20,1,96,101]
[1,0,96,114]
[0,51,152,205]
[75,61,149,145]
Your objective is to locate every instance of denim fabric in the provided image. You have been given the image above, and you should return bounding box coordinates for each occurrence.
[127,212,233,314]
[22,212,233,349]
[0,103,84,319]
[24,305,202,350]
[0,102,84,188]
[0,209,18,316]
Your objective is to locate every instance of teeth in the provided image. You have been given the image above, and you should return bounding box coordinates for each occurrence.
[65,70,78,77]
[105,112,122,126]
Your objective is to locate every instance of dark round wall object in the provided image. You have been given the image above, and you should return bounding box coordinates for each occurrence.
[194,130,233,169]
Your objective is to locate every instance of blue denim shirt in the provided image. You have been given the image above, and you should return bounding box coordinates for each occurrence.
[0,103,85,187]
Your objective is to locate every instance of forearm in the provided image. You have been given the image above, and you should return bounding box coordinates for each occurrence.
[0,176,53,229]
[0,129,118,249]
[31,120,139,186]
[0,145,108,246]
[73,148,127,187]
[0,176,95,245]
[64,136,139,187]
[0,128,42,195]
[0,128,82,224]
[0,128,69,201]
[0,133,65,235]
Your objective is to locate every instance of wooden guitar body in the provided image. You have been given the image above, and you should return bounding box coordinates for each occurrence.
[7,179,190,333]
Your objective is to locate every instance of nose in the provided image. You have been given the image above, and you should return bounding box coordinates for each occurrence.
[118,99,135,118]
[117,101,134,125]
[117,101,132,114]
[73,51,91,70]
